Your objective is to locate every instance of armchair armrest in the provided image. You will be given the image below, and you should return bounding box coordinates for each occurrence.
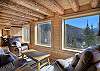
[13,58,27,68]
[15,64,33,71]
[21,43,29,51]
[55,57,73,71]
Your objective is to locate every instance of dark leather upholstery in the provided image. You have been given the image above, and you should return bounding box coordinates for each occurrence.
[74,51,94,71]
[56,45,100,71]
[0,54,14,67]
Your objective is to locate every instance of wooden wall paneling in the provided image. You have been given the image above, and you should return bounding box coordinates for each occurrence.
[30,14,76,61]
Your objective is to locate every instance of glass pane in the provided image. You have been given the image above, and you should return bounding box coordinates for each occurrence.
[64,15,99,49]
[22,25,30,43]
[37,22,51,46]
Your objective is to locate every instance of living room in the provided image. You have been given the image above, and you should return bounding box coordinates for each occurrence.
[0,0,100,71]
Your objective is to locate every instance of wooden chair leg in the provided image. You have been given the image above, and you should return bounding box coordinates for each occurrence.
[37,62,40,71]
[48,58,50,65]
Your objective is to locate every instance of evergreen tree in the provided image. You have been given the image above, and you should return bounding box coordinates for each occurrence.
[84,23,91,35]
[90,25,96,45]
[84,23,91,47]
[72,33,77,48]
[84,23,96,47]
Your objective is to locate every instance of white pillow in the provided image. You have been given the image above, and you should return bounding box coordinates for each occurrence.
[57,57,73,68]
[0,47,5,54]
[16,41,21,47]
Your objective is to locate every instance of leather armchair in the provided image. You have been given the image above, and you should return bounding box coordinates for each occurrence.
[54,45,100,71]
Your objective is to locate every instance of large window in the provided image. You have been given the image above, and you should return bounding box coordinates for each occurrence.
[22,25,30,43]
[35,21,51,47]
[63,15,100,50]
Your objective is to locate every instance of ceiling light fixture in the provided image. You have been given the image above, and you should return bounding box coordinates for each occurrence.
[22,16,25,17]
[36,9,39,11]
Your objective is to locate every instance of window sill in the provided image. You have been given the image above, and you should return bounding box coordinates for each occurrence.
[35,44,51,47]
[62,48,84,53]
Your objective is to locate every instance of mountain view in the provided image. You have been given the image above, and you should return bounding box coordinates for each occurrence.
[64,15,99,48]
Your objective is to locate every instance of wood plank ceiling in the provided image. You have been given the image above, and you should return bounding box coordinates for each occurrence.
[0,0,100,26]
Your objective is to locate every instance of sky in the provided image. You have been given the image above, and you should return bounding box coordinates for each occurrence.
[65,15,99,29]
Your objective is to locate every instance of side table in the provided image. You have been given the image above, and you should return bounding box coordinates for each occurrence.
[22,49,50,71]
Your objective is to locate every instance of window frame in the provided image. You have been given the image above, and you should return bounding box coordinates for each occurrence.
[35,20,52,47]
[62,12,100,52]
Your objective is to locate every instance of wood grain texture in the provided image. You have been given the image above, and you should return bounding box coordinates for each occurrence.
[0,0,99,26]
[91,0,100,8]
[34,0,64,14]
[10,0,53,16]
[0,0,45,19]
[68,0,80,12]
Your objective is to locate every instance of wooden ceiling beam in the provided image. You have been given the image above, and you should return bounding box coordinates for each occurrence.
[68,0,80,12]
[0,18,28,25]
[10,0,54,16]
[0,16,26,23]
[0,16,22,22]
[0,19,27,26]
[0,6,38,21]
[0,0,45,19]
[0,17,32,26]
[0,12,32,22]
[0,18,28,23]
[34,0,64,14]
[91,0,100,8]
[0,22,11,25]
[0,18,11,23]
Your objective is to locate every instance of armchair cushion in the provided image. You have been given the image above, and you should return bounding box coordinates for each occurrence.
[87,65,97,71]
[57,57,73,68]
[0,62,15,71]
[0,54,14,67]
[13,58,27,68]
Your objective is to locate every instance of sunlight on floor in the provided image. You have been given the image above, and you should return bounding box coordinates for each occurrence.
[41,65,54,71]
